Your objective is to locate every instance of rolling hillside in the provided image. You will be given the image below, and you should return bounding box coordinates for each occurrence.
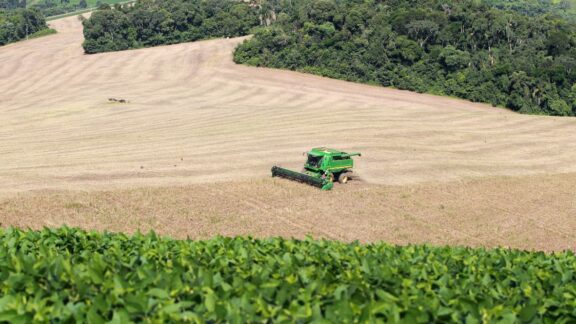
[0,16,576,251]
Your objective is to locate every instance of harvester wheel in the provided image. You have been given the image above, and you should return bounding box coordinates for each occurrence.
[338,172,351,184]
[323,172,334,182]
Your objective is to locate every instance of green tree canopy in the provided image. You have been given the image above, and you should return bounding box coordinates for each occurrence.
[234,0,576,116]
[82,0,259,54]
[0,8,48,46]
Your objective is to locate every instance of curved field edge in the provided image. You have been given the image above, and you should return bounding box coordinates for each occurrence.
[1,227,575,322]
[231,1,576,117]
[80,0,576,116]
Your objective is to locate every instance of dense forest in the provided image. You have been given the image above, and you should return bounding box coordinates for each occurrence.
[30,0,92,18]
[234,0,576,116]
[0,0,25,10]
[0,0,128,20]
[59,0,576,115]
[82,0,259,54]
[0,8,50,45]
[27,0,126,19]
[485,0,576,21]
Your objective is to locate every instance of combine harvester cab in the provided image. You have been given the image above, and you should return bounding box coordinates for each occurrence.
[271,147,361,190]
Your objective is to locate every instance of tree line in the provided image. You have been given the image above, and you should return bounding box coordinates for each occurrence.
[234,0,576,116]
[82,0,259,54]
[2,0,105,19]
[30,0,89,18]
[0,0,26,10]
[485,0,575,21]
[0,8,49,45]
[81,0,575,116]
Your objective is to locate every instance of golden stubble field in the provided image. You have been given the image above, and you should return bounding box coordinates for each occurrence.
[1,16,575,251]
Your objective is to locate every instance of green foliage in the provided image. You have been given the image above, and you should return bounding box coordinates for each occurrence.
[82,0,259,54]
[0,8,48,45]
[0,227,575,322]
[23,0,129,19]
[439,46,471,71]
[234,0,576,116]
[28,25,55,37]
[549,98,572,115]
[484,0,576,22]
[0,0,26,10]
[82,9,131,53]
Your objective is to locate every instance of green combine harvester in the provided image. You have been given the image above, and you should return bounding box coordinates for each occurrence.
[271,147,361,190]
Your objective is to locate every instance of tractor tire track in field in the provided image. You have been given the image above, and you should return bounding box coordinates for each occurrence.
[207,185,344,241]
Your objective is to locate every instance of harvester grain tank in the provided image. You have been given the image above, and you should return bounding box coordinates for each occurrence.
[271,147,361,190]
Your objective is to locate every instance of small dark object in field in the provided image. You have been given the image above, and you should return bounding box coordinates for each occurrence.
[108,98,129,104]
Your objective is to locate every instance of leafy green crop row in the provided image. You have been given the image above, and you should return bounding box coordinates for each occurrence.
[0,227,574,323]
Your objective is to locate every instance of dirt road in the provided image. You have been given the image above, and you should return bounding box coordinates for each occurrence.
[1,16,575,251]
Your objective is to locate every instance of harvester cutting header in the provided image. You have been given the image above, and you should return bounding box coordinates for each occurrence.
[271,147,361,190]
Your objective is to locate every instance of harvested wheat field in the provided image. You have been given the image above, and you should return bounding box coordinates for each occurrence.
[1,16,575,251]
[2,174,576,252]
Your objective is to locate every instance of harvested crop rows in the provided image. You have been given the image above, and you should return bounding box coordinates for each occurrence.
[2,173,576,252]
[1,16,576,250]
[3,16,576,193]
